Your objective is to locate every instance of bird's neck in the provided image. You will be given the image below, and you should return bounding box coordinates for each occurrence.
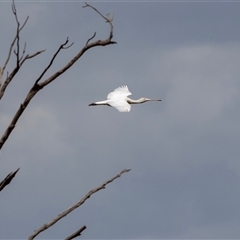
[127,98,144,104]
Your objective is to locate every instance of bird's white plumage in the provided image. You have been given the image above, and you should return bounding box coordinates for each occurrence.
[108,99,131,112]
[107,85,132,100]
[107,86,132,112]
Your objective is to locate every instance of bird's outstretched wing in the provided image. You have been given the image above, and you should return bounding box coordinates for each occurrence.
[106,86,132,112]
[107,85,132,100]
[108,100,131,112]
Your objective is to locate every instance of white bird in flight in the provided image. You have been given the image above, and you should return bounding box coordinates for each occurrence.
[89,85,161,112]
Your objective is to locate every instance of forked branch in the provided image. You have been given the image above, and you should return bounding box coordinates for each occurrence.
[0,0,44,100]
[28,169,131,240]
[83,2,116,45]
[0,2,116,151]
[35,38,72,85]
[2,0,29,75]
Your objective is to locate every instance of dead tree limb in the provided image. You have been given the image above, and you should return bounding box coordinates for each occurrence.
[28,169,130,240]
[65,225,87,240]
[0,0,45,100]
[0,2,116,152]
[83,2,115,45]
[0,168,20,192]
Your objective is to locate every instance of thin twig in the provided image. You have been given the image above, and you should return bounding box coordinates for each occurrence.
[12,0,20,67]
[83,2,111,23]
[28,169,131,240]
[63,42,74,49]
[1,1,28,79]
[19,42,27,62]
[65,225,87,240]
[85,32,96,46]
[0,50,45,101]
[83,3,116,44]
[35,38,71,85]
[0,0,32,100]
[19,49,46,65]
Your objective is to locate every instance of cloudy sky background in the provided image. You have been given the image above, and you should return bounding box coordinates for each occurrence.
[1,1,240,239]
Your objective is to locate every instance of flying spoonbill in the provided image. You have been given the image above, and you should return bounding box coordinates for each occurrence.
[89,85,161,112]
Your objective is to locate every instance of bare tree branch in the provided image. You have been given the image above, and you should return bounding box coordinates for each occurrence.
[1,0,27,78]
[83,2,116,45]
[65,225,87,240]
[28,169,130,240]
[19,42,27,62]
[0,49,45,100]
[0,168,20,192]
[12,0,29,32]
[0,2,116,151]
[0,0,43,100]
[1,3,130,240]
[83,2,113,24]
[19,49,46,65]
[12,0,28,68]
[62,41,74,49]
[85,32,96,46]
[0,39,72,150]
[35,38,72,85]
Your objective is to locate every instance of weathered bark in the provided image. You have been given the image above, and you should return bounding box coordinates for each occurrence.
[28,169,130,240]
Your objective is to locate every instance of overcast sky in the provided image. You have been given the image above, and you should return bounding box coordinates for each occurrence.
[1,1,240,239]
